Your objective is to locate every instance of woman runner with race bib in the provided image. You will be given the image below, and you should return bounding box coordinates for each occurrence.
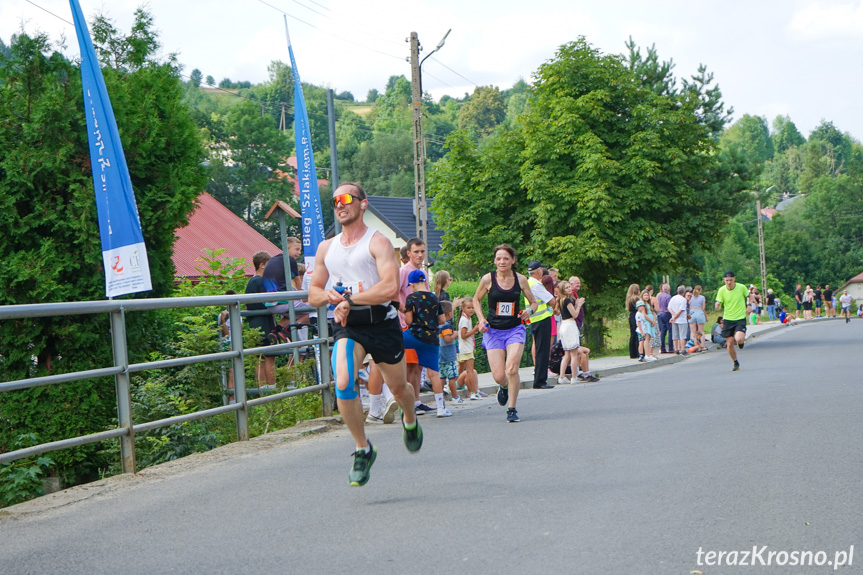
[472,244,539,423]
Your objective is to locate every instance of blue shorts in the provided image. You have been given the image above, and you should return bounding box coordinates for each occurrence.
[439,359,458,381]
[402,329,440,371]
[482,325,526,350]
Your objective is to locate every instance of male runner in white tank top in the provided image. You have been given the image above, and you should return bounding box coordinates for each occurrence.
[308,183,423,487]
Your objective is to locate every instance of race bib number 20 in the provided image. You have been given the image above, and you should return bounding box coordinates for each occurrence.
[496,302,515,316]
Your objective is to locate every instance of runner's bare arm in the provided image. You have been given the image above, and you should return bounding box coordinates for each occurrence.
[473,274,492,332]
[307,239,335,308]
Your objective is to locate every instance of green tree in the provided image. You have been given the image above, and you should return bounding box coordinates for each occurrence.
[205,74,215,87]
[206,100,294,236]
[432,38,745,333]
[0,12,205,486]
[457,86,506,137]
[189,68,202,87]
[721,114,774,167]
[771,115,805,154]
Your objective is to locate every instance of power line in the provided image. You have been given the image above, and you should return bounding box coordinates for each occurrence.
[255,0,404,62]
[24,0,72,25]
[427,56,479,87]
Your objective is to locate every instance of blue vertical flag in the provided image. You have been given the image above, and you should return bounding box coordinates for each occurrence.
[285,17,325,276]
[70,0,152,298]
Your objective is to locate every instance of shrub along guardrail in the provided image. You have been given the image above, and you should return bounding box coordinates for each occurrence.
[0,291,332,474]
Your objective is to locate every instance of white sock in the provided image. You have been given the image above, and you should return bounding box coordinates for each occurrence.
[368,394,382,415]
[434,393,445,410]
[381,383,394,402]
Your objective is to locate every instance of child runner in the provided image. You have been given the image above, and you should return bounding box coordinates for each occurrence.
[404,270,451,417]
[457,297,483,399]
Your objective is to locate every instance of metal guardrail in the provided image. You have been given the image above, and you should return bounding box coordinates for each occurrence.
[0,291,333,473]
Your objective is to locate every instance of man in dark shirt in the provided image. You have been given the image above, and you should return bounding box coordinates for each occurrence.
[656,283,673,354]
[794,284,803,320]
[823,285,835,318]
[246,251,277,387]
[814,285,823,318]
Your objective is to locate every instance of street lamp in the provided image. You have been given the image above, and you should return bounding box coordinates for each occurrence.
[408,29,451,268]
[756,185,775,311]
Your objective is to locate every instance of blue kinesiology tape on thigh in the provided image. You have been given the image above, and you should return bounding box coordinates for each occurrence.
[332,339,358,400]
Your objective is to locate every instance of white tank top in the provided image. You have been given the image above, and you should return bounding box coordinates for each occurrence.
[323,226,380,295]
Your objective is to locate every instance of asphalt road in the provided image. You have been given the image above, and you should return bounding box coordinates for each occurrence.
[1,320,861,574]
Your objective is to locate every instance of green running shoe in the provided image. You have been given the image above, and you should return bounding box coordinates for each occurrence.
[349,442,377,487]
[402,415,423,453]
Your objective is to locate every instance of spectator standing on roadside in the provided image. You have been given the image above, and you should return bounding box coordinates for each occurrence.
[626,284,642,359]
[766,288,777,321]
[656,283,673,354]
[668,285,689,355]
[569,276,599,382]
[814,285,823,318]
[398,238,434,415]
[525,261,556,390]
[803,285,814,320]
[688,285,707,352]
[456,298,482,400]
[245,251,277,387]
[715,270,749,372]
[433,270,452,303]
[823,285,835,318]
[556,280,583,381]
[794,284,803,319]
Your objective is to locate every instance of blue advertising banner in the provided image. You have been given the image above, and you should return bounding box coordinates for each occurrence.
[70,0,152,297]
[285,18,325,276]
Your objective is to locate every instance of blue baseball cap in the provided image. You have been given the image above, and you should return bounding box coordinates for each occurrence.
[408,270,426,284]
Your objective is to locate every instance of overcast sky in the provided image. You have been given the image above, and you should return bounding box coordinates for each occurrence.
[3,0,863,140]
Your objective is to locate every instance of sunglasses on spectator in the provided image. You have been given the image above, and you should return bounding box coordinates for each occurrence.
[332,194,362,208]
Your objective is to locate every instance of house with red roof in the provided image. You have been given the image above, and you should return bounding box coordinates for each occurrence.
[172,193,282,281]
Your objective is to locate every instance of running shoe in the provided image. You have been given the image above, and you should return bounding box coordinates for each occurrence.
[402,415,423,453]
[579,374,600,383]
[469,392,482,401]
[732,361,740,372]
[382,397,398,424]
[506,408,520,423]
[348,443,377,487]
[365,411,384,425]
[436,408,453,417]
[415,403,434,415]
[558,377,571,384]
[451,396,465,405]
[477,390,488,398]
[497,385,509,406]
[736,341,744,349]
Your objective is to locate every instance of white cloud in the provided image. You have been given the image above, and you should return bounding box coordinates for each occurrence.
[787,1,863,40]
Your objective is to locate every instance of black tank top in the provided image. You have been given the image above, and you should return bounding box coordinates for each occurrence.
[487,271,522,330]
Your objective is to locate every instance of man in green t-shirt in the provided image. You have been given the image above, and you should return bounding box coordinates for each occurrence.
[714,270,749,371]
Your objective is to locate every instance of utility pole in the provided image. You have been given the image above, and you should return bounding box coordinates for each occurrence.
[326,89,341,233]
[408,29,450,269]
[756,198,767,309]
[408,32,428,267]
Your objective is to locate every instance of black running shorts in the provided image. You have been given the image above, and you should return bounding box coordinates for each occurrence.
[720,318,747,340]
[332,317,405,365]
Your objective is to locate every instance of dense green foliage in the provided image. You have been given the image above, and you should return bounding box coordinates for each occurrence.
[0,12,205,488]
[431,38,746,327]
